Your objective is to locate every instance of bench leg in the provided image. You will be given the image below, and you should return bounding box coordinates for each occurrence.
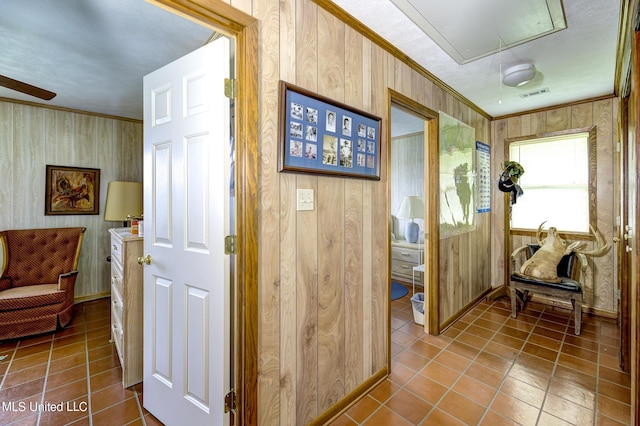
[510,287,517,318]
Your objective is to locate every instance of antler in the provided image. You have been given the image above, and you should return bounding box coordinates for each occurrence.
[573,225,610,257]
[535,221,547,246]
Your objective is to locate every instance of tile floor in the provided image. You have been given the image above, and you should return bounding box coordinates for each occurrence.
[0,290,633,425]
[0,298,161,426]
[332,285,632,425]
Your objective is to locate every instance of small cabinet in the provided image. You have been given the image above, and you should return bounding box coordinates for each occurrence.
[391,241,423,286]
[109,228,143,388]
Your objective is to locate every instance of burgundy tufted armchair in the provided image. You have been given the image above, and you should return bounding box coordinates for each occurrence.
[0,227,86,340]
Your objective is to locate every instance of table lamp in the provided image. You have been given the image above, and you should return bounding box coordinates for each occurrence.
[397,196,424,243]
[104,181,143,227]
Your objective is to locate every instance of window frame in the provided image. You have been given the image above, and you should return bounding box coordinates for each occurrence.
[505,126,597,240]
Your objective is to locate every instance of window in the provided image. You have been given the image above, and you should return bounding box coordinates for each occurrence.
[508,128,595,233]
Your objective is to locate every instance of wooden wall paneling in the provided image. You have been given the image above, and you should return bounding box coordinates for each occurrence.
[391,134,425,235]
[280,172,297,424]
[317,176,345,412]
[362,180,373,377]
[280,0,298,422]
[0,103,13,226]
[95,119,114,297]
[344,179,364,391]
[315,7,346,412]
[121,121,143,181]
[507,116,521,139]
[43,109,60,229]
[345,26,363,110]
[370,44,388,372]
[280,0,295,84]
[411,69,426,105]
[491,120,507,288]
[296,174,319,424]
[530,111,547,134]
[572,102,594,127]
[294,0,317,88]
[13,106,43,227]
[431,85,445,113]
[344,25,364,393]
[361,37,374,378]
[439,238,453,321]
[317,8,344,100]
[254,0,281,422]
[396,59,412,97]
[594,99,616,310]
[546,106,571,132]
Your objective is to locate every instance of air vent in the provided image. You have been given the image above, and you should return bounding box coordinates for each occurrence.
[520,88,551,98]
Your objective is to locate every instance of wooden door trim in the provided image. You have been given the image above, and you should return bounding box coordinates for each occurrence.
[388,89,440,335]
[146,1,259,424]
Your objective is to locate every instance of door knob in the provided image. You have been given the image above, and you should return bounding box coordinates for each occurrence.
[137,255,152,265]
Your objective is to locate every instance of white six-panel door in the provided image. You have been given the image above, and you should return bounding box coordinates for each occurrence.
[142,37,231,426]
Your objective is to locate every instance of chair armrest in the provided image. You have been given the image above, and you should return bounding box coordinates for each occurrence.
[573,252,588,283]
[58,271,79,292]
[510,245,530,272]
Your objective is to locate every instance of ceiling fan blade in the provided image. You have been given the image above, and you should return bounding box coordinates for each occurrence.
[0,75,56,100]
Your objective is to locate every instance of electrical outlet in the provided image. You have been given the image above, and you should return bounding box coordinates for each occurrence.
[296,189,314,211]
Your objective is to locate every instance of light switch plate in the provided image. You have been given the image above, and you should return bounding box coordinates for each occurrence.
[297,189,314,211]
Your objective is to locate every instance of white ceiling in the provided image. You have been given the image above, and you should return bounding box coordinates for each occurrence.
[0,0,212,120]
[335,0,621,118]
[0,0,621,121]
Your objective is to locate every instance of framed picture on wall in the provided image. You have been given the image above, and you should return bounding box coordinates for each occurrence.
[45,165,100,215]
[278,80,382,180]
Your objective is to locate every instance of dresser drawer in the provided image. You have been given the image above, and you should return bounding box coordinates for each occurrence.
[110,235,124,267]
[111,284,124,325]
[111,264,124,298]
[392,259,421,277]
[392,246,421,263]
[111,306,124,361]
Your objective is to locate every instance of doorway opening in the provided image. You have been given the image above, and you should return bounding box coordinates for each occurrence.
[389,90,440,335]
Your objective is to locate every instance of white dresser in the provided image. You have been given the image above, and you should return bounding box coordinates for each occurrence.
[109,228,144,388]
[391,241,423,286]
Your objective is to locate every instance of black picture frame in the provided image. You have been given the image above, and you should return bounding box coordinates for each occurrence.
[278,81,381,180]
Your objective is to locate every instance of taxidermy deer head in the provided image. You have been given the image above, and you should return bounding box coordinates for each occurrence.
[518,222,610,283]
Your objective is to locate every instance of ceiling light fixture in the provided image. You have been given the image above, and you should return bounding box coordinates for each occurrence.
[503,63,536,87]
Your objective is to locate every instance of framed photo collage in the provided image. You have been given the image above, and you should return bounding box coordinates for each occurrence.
[278,81,381,180]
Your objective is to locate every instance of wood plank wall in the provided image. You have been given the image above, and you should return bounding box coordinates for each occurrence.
[0,100,142,299]
[391,133,425,237]
[237,0,492,422]
[491,98,619,314]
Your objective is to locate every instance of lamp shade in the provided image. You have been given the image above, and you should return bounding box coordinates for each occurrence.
[396,196,424,219]
[104,181,143,221]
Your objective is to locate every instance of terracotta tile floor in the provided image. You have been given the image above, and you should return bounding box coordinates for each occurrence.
[0,298,161,426]
[1,291,633,425]
[332,286,632,425]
